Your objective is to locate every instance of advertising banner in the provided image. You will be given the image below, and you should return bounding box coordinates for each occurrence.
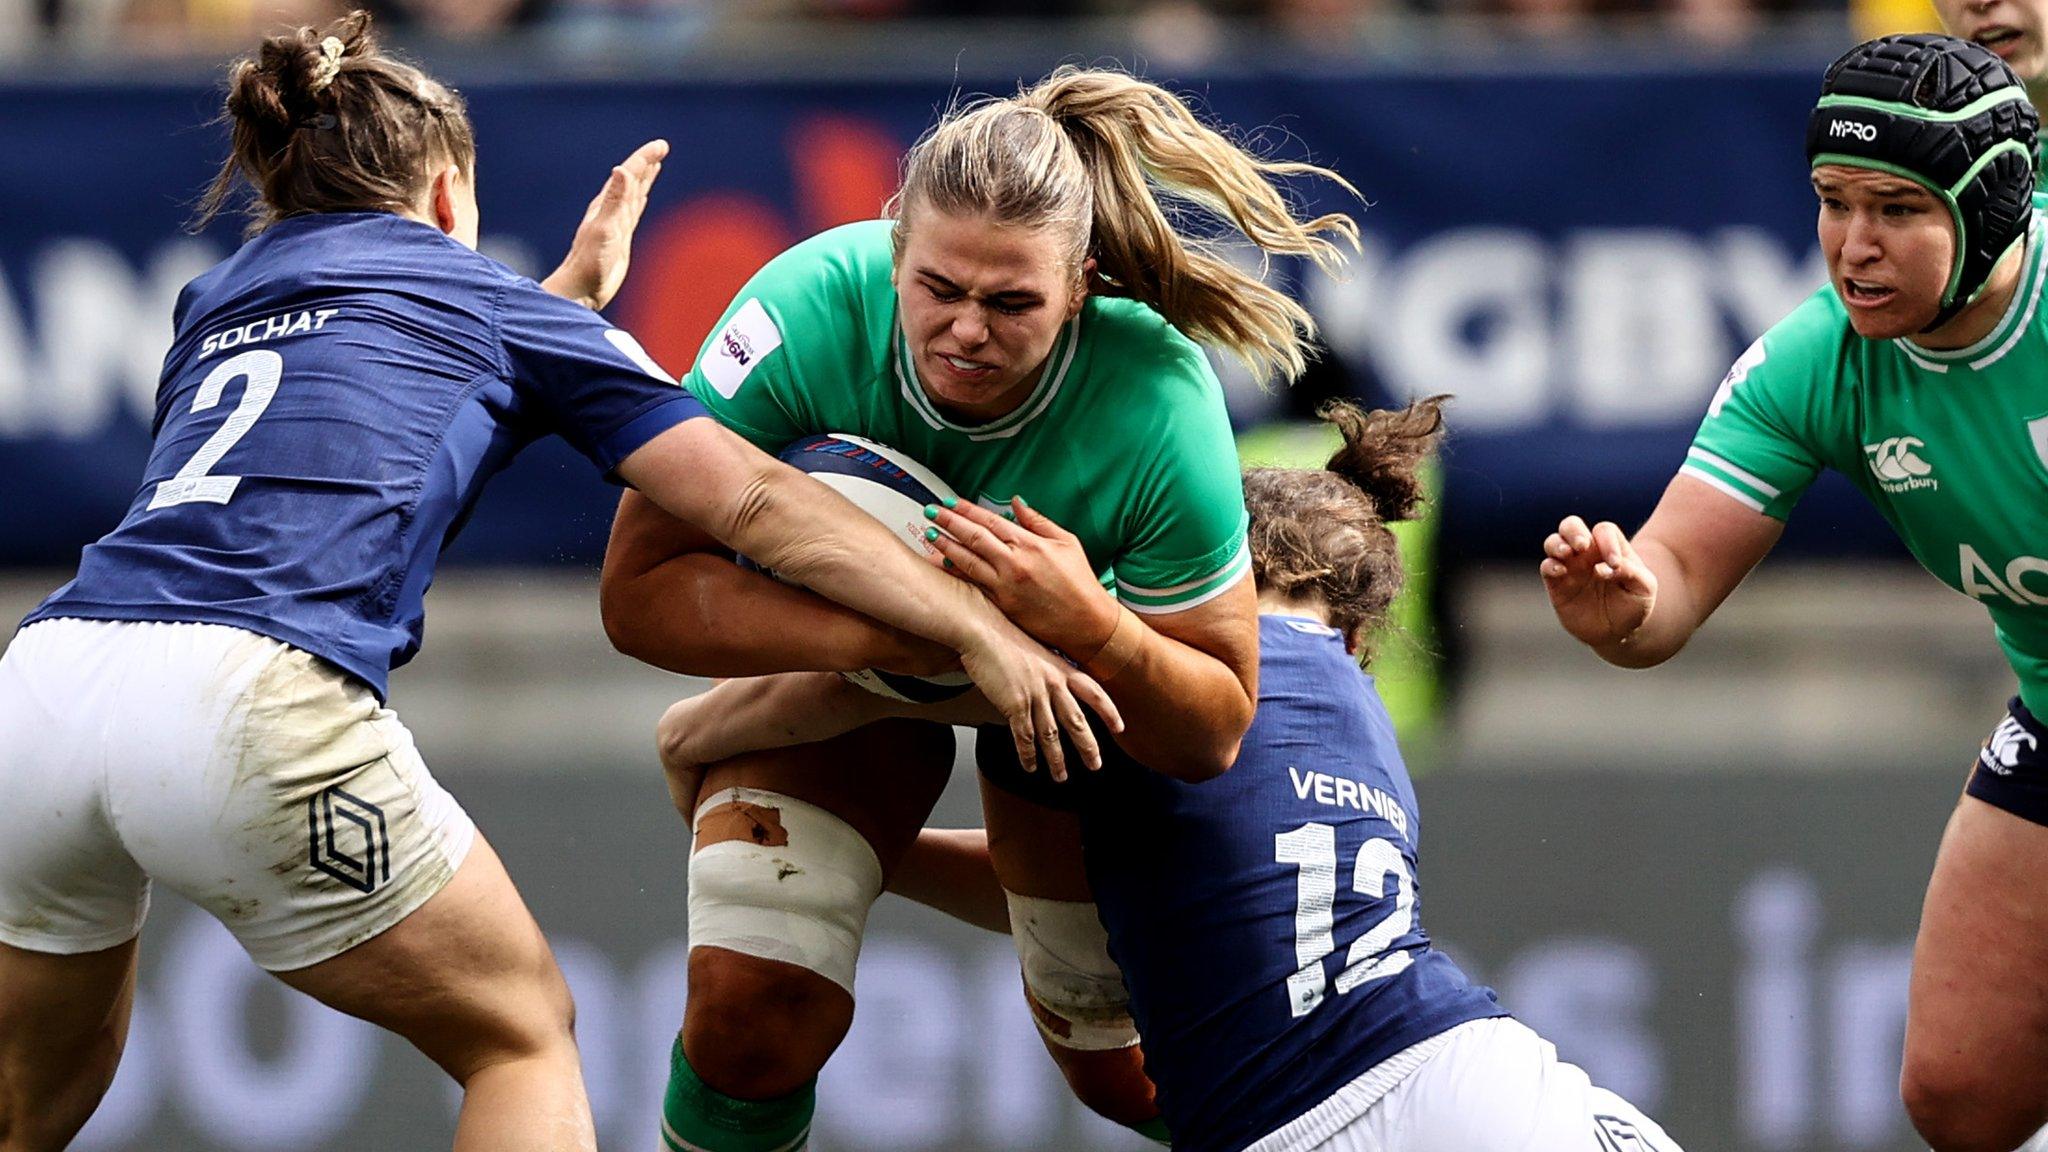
[0,61,1897,569]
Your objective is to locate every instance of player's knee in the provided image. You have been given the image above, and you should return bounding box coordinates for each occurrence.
[1902,1057,2048,1152]
[683,787,882,1098]
[424,948,578,1086]
[1009,893,1139,1049]
[1007,891,1152,1125]
[684,948,848,1098]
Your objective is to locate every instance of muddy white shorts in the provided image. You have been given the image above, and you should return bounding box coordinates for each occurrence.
[1250,1017,1683,1152]
[0,618,475,971]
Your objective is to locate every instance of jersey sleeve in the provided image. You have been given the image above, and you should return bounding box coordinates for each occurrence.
[496,280,708,478]
[1681,293,1838,520]
[1109,340,1252,616]
[681,226,881,452]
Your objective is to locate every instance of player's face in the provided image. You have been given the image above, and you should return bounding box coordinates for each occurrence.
[1813,165,1956,339]
[894,208,1085,423]
[1936,0,2048,78]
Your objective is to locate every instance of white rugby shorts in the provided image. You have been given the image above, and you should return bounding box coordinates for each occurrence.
[1250,1017,1683,1152]
[0,618,475,971]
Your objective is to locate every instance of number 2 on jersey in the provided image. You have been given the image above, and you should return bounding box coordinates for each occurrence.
[1275,822,1416,1018]
[148,349,282,510]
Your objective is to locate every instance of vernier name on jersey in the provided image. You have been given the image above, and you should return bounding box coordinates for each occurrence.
[1288,765,1411,840]
[200,308,339,358]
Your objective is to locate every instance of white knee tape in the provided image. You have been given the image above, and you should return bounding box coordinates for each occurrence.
[1006,891,1140,1052]
[687,787,884,996]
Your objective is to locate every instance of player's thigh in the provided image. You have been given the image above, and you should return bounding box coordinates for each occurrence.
[693,718,956,880]
[977,775,1090,900]
[0,936,139,1139]
[1904,791,2048,1113]
[0,621,153,959]
[276,833,570,1079]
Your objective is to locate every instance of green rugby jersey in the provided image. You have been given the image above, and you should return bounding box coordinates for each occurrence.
[1686,198,2048,711]
[683,220,1249,616]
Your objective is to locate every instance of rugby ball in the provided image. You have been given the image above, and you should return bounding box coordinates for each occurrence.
[759,433,974,703]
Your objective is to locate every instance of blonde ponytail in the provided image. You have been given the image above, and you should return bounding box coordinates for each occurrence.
[892,66,1359,385]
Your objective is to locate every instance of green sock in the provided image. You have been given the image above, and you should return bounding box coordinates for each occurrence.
[1129,1114,1172,1146]
[661,1037,816,1152]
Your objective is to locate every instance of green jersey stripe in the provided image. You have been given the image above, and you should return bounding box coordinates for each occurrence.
[1679,462,1768,514]
[1120,538,1252,614]
[1686,447,1782,498]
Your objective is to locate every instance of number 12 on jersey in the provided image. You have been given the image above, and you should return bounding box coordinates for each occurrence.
[1275,822,1416,1018]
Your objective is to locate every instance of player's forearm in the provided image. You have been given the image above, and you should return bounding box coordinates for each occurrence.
[887,828,1010,935]
[1590,536,1701,669]
[619,421,1002,658]
[602,553,918,677]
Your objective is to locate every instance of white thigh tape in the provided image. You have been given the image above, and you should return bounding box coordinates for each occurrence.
[1006,891,1140,1051]
[687,787,885,996]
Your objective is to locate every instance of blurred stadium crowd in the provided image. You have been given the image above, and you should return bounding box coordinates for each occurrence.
[1,0,1943,66]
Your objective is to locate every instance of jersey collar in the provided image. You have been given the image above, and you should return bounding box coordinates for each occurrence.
[1899,210,2047,373]
[892,314,1080,442]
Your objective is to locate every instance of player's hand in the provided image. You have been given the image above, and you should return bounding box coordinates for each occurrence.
[922,496,1118,660]
[1540,515,1657,649]
[954,614,1122,783]
[541,139,668,312]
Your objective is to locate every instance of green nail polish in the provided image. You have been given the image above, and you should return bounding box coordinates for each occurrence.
[923,504,940,520]
[942,496,958,509]
[924,526,939,541]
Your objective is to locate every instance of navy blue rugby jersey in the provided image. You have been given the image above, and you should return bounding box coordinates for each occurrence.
[25,212,704,698]
[1079,614,1505,1152]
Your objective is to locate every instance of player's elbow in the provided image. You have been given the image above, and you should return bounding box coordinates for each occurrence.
[599,575,656,662]
[1151,722,1246,783]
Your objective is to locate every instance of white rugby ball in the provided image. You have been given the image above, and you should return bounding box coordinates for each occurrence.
[766,433,974,704]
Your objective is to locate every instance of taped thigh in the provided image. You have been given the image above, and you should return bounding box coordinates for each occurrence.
[1006,892,1138,1051]
[687,786,884,996]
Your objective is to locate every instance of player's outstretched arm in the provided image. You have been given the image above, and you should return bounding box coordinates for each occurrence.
[540,139,667,312]
[617,418,1121,778]
[601,490,957,679]
[1542,473,1783,668]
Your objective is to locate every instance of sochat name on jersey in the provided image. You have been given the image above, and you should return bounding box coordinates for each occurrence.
[200,308,340,358]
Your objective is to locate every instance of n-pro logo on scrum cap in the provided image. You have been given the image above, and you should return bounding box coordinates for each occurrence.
[701,298,783,400]
[1828,118,1880,143]
[1864,436,1938,493]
